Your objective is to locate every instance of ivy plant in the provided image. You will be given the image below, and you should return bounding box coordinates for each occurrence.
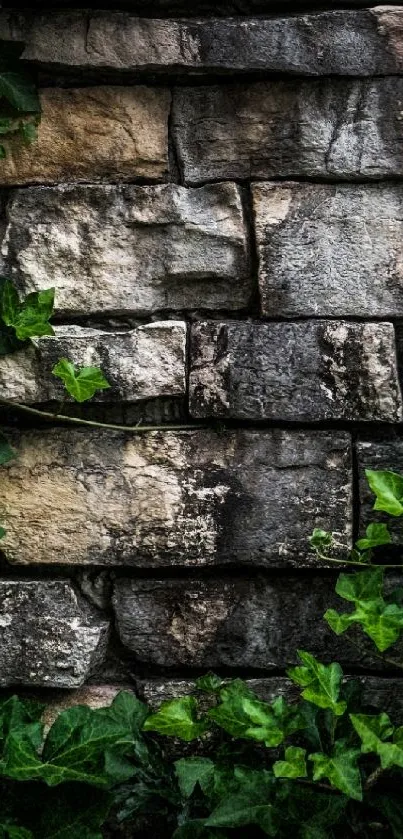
[0,42,41,158]
[1,276,403,835]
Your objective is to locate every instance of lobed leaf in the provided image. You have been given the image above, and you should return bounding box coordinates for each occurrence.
[366,469,403,517]
[287,651,347,716]
[355,522,392,551]
[273,746,307,779]
[143,696,207,742]
[309,742,362,800]
[52,359,110,403]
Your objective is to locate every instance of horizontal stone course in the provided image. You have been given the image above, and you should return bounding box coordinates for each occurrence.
[140,676,403,722]
[189,321,402,422]
[1,9,403,76]
[0,87,169,186]
[253,182,403,318]
[173,79,403,183]
[0,429,351,567]
[0,323,186,404]
[1,183,249,315]
[113,574,402,670]
[0,581,109,687]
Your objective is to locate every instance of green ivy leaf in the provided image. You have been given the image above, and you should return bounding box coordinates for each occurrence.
[0,432,16,466]
[38,786,111,839]
[356,522,392,551]
[335,567,384,602]
[375,794,403,839]
[0,70,40,113]
[273,746,307,779]
[309,742,362,801]
[3,691,148,786]
[309,529,333,551]
[19,120,38,145]
[366,469,403,517]
[143,697,207,742]
[205,768,277,836]
[175,757,215,798]
[350,713,394,755]
[325,569,403,652]
[173,824,226,839]
[195,673,224,693]
[287,651,347,716]
[0,280,55,341]
[52,359,110,403]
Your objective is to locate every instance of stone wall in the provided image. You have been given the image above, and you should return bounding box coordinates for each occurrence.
[1,1,403,716]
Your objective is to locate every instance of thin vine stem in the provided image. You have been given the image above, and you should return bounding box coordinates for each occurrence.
[314,550,403,571]
[345,633,403,672]
[0,397,204,434]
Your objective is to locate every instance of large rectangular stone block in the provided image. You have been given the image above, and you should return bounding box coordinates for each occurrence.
[0,323,186,403]
[0,429,351,567]
[113,574,402,670]
[0,87,169,185]
[189,321,402,422]
[1,9,403,77]
[173,79,403,184]
[0,581,109,687]
[1,183,250,315]
[253,182,403,318]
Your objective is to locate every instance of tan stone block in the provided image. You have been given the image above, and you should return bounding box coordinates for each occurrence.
[0,87,170,185]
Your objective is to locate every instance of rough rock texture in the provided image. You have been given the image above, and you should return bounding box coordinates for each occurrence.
[0,581,109,687]
[0,429,351,568]
[2,9,403,76]
[173,79,403,183]
[0,323,186,403]
[113,574,403,670]
[3,1,396,14]
[253,182,403,318]
[0,183,249,315]
[357,434,403,545]
[189,321,402,422]
[139,676,403,721]
[0,87,169,186]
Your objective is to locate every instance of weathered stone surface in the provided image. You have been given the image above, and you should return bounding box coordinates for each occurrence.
[190,321,402,422]
[139,676,403,721]
[1,183,249,315]
[0,429,351,567]
[0,581,109,687]
[253,182,403,318]
[2,9,403,76]
[113,574,403,670]
[173,79,403,184]
[0,87,169,186]
[4,2,397,15]
[357,433,403,545]
[0,323,186,403]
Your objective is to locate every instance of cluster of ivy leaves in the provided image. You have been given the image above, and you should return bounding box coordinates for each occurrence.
[0,41,41,158]
[2,276,403,835]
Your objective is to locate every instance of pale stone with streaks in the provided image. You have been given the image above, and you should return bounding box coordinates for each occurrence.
[0,323,186,403]
[1,183,249,314]
[0,429,351,567]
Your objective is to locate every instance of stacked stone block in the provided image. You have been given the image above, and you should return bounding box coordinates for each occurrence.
[0,4,403,710]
